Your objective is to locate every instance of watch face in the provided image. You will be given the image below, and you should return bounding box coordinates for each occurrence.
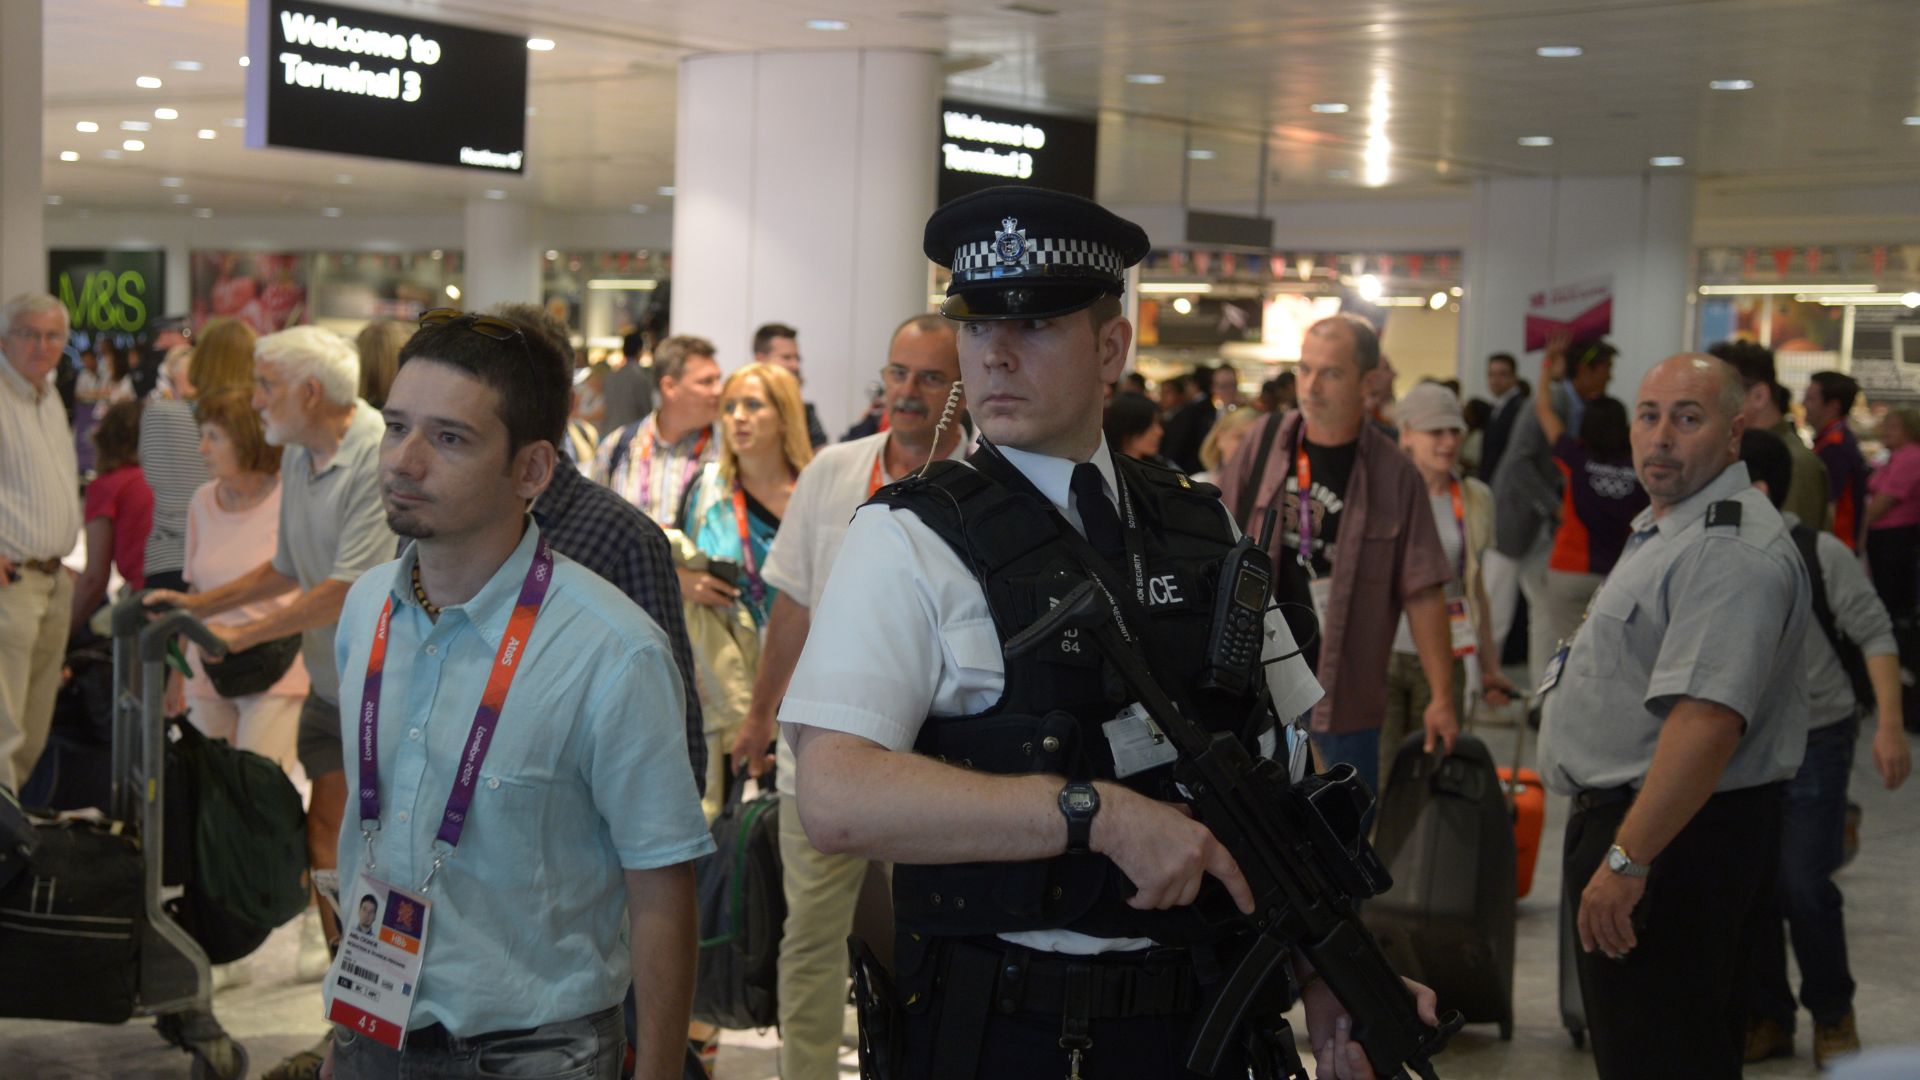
[1607,848,1626,871]
[1065,791,1095,813]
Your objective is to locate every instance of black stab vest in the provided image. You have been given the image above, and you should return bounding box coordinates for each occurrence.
[868,448,1272,943]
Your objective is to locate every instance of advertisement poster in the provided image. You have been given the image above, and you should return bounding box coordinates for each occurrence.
[192,251,310,334]
[1524,275,1613,352]
[48,249,165,337]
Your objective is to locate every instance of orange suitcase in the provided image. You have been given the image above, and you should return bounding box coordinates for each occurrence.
[1498,766,1545,899]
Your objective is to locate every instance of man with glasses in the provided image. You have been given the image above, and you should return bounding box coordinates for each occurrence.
[0,293,81,794]
[593,335,723,530]
[145,324,395,1080]
[319,308,710,1080]
[726,313,967,1080]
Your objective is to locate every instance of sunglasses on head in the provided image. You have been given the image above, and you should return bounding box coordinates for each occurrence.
[417,307,536,367]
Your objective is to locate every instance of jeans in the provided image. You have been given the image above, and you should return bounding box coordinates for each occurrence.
[331,1006,623,1079]
[1747,718,1859,1031]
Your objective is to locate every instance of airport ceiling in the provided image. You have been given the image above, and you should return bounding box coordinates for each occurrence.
[37,0,1920,223]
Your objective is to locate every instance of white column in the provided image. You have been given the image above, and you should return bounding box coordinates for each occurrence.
[462,197,540,312]
[672,49,941,436]
[0,1,46,301]
[1459,174,1693,399]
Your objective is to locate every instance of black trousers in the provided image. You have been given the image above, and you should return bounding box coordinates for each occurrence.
[1564,782,1783,1080]
[896,935,1259,1080]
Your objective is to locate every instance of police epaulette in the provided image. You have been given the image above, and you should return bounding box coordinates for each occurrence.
[1127,457,1220,499]
[1704,500,1743,530]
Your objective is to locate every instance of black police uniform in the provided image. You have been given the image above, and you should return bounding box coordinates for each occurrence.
[853,188,1306,1080]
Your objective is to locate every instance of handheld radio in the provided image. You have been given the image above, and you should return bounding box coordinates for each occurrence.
[1200,509,1277,695]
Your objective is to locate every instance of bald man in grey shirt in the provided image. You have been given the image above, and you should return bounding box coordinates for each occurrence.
[1538,354,1809,1080]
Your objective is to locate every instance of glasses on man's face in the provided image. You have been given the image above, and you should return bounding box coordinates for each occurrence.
[417,307,535,364]
[5,328,66,346]
[880,364,954,393]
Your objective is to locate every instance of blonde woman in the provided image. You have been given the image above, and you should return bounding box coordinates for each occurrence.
[1195,405,1261,486]
[676,362,813,817]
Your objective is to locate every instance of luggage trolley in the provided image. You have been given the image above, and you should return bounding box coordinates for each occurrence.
[0,595,249,1077]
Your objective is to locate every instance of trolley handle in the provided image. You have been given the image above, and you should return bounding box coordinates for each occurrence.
[140,609,229,663]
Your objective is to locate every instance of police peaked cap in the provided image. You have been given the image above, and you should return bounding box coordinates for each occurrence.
[924,186,1152,321]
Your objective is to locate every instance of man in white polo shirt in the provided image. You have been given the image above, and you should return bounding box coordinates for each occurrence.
[727,312,967,1080]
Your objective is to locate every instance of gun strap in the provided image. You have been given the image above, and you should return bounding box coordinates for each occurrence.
[928,941,996,1080]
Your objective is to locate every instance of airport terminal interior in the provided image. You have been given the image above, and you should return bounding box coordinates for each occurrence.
[1,0,1917,1077]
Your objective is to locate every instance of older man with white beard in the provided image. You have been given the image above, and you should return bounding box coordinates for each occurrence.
[145,325,395,1080]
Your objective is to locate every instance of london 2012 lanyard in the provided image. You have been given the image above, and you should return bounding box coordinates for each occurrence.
[636,424,712,516]
[867,452,886,498]
[730,483,767,608]
[1294,443,1314,569]
[357,535,555,891]
[1448,478,1467,577]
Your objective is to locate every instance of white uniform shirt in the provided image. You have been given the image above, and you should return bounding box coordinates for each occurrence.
[781,436,1323,954]
[760,429,972,795]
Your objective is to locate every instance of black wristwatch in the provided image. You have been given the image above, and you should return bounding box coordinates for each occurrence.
[1059,782,1100,855]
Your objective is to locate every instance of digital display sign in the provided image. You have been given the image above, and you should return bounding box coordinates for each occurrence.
[245,0,527,173]
[937,99,1097,204]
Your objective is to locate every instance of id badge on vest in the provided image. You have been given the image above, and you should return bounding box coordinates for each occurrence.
[1446,587,1475,658]
[326,871,431,1050]
[1104,701,1179,778]
[1307,575,1333,638]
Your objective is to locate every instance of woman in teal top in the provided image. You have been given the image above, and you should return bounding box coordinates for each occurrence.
[678,361,813,829]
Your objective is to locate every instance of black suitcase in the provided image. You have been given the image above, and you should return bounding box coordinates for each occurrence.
[1363,732,1517,1039]
[0,815,144,1023]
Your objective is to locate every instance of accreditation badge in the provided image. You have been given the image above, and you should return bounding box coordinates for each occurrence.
[1446,595,1476,658]
[1307,575,1333,639]
[326,872,432,1050]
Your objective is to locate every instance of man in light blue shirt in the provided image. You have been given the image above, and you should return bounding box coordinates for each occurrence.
[324,309,711,1080]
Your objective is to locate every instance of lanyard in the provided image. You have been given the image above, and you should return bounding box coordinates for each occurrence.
[1447,478,1467,577]
[357,534,555,890]
[1294,444,1314,568]
[731,483,767,608]
[867,452,887,498]
[635,424,711,517]
[1814,419,1844,451]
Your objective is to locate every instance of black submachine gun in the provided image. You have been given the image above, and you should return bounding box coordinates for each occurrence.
[1005,578,1464,1080]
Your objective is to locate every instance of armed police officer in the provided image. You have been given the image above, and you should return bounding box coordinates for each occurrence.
[781,187,1438,1080]
[1538,353,1811,1080]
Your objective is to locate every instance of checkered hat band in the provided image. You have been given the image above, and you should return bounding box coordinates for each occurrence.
[952,237,1125,278]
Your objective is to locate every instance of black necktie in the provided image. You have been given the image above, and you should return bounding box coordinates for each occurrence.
[1070,463,1125,561]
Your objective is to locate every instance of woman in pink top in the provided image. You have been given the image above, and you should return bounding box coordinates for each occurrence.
[1865,406,1920,619]
[180,386,308,772]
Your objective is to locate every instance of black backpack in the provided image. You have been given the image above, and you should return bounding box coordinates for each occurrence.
[1791,525,1877,712]
[691,771,785,1030]
[163,719,310,963]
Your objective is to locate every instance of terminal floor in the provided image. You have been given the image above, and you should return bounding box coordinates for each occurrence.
[2,720,1913,1078]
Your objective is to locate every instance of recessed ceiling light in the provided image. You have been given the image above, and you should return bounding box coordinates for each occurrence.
[1517,135,1554,147]
[658,186,676,197]
[194,208,213,218]
[238,56,249,68]
[45,195,62,206]
[153,107,178,120]
[1905,116,1920,126]
[526,107,538,117]
[484,189,507,200]
[224,117,246,128]
[59,151,79,162]
[805,19,850,30]
[145,0,186,8]
[1310,102,1350,114]
[1649,155,1686,167]
[123,139,146,151]
[1535,45,1583,58]
[102,149,123,160]
[76,121,98,133]
[1186,149,1216,160]
[160,176,183,187]
[322,207,342,217]
[135,76,163,89]
[1124,73,1166,85]
[629,203,650,214]
[544,250,560,261]
[445,284,462,301]
[173,194,192,204]
[431,250,444,260]
[121,120,152,132]
[1449,286,1463,297]
[170,59,203,72]
[197,128,216,140]
[526,38,555,51]
[1709,79,1754,91]
[335,174,354,184]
